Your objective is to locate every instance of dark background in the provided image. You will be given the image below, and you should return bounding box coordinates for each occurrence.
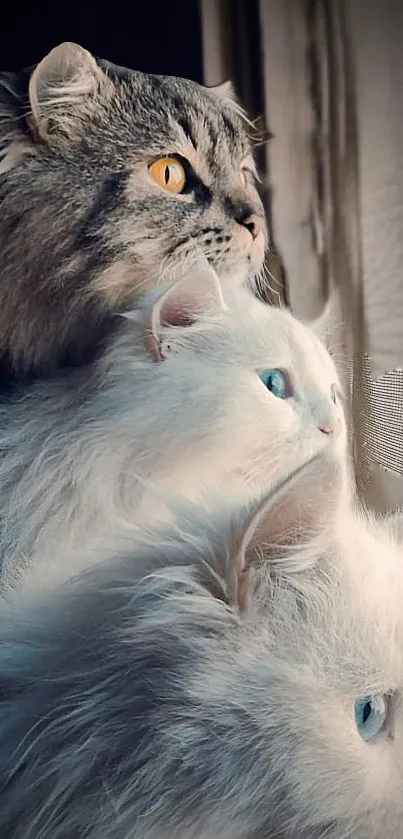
[0,1,203,81]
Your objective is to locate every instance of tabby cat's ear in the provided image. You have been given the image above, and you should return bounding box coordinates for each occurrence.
[207,80,236,101]
[28,42,111,142]
[146,258,227,362]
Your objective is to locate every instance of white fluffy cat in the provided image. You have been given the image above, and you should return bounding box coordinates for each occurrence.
[0,259,345,583]
[0,454,401,838]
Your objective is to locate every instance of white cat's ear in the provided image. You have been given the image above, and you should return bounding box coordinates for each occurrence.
[385,511,403,543]
[310,290,345,359]
[28,42,110,142]
[227,453,344,609]
[147,258,227,362]
[208,79,237,101]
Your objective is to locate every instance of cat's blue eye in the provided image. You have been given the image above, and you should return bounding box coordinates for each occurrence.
[258,368,292,400]
[354,694,388,742]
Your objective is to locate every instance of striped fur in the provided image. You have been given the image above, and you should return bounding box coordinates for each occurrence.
[0,42,267,379]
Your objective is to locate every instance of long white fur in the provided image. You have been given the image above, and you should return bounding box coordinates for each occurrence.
[0,455,401,838]
[0,262,345,585]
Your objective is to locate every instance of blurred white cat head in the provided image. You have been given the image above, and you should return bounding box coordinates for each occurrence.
[219,454,403,839]
[0,454,399,839]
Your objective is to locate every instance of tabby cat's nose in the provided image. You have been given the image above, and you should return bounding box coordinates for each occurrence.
[236,212,261,239]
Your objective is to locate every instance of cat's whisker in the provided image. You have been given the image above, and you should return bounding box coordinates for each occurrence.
[252,137,274,149]
[159,244,206,282]
[240,452,282,488]
[256,262,284,303]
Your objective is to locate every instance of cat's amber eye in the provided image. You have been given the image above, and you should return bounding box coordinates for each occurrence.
[149,157,186,194]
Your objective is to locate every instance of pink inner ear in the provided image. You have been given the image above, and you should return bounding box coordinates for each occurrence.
[156,257,225,330]
[159,299,197,328]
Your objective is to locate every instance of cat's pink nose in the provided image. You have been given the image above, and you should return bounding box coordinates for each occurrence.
[318,425,334,435]
[241,214,261,239]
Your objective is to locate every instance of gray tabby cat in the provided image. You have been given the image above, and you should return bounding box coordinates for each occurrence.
[0,41,266,379]
[0,453,400,839]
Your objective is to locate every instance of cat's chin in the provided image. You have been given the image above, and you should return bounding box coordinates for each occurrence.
[213,258,259,289]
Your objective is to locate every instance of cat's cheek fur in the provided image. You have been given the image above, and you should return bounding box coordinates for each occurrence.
[294,695,389,824]
[120,175,266,292]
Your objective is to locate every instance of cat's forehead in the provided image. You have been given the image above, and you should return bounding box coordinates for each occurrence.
[284,521,403,687]
[164,297,338,383]
[228,302,339,381]
[108,66,250,163]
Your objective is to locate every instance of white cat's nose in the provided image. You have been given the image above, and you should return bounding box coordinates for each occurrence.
[318,424,334,435]
[318,415,342,436]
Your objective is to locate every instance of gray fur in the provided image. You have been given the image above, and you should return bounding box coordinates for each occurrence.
[0,458,400,838]
[0,42,266,377]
